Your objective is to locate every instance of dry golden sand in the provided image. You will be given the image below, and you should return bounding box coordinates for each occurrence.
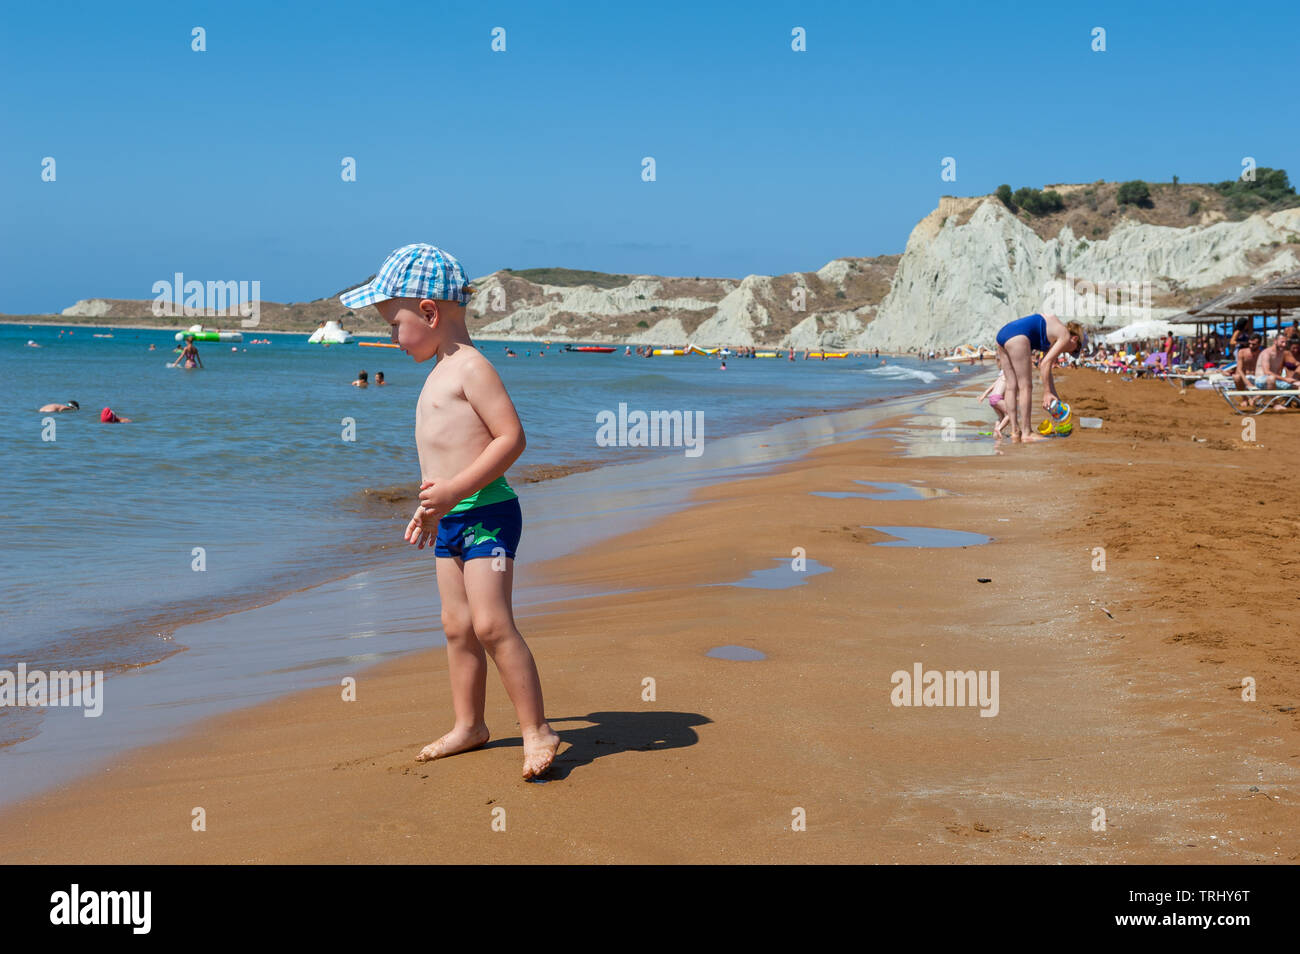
[1,370,1297,863]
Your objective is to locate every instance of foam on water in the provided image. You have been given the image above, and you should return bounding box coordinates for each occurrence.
[861,365,941,384]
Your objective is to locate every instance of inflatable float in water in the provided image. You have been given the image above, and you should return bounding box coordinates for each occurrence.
[174,326,242,343]
[307,320,354,344]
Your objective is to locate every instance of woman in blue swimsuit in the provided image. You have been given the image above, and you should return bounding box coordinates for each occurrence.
[994,312,1083,442]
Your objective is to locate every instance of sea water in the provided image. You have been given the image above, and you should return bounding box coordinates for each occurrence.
[0,322,967,749]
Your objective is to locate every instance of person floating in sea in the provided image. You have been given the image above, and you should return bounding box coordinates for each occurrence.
[375,371,386,385]
[993,312,1083,442]
[352,370,369,387]
[341,243,559,780]
[100,406,132,423]
[38,400,79,413]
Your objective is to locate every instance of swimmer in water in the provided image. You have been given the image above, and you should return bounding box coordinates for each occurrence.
[169,337,203,369]
[38,400,79,413]
[352,370,369,387]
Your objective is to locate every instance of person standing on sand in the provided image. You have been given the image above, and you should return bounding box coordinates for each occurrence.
[976,369,1010,438]
[340,244,560,780]
[993,312,1083,443]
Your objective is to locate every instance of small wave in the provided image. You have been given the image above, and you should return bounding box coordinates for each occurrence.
[862,366,939,384]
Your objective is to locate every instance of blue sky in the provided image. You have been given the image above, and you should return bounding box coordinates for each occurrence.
[2,0,1297,313]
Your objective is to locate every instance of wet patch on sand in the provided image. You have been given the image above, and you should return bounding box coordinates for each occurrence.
[709,557,831,589]
[865,526,991,548]
[812,480,952,501]
[706,645,767,661]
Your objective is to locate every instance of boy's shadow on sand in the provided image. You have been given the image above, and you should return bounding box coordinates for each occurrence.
[491,711,711,781]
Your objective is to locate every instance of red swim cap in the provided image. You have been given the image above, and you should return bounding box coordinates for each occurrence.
[101,407,119,423]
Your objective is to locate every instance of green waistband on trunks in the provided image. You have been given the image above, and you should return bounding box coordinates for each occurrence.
[446,475,518,515]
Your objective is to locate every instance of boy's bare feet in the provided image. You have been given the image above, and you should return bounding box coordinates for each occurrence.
[1021,432,1047,442]
[415,723,490,762]
[522,724,561,780]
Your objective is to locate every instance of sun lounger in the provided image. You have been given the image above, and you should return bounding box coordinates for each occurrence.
[1217,388,1300,415]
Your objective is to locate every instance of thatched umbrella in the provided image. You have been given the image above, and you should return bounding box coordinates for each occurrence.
[1169,272,1300,338]
[1167,289,1248,338]
[1217,269,1300,335]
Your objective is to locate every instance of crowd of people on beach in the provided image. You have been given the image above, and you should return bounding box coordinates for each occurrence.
[980,311,1300,430]
[1074,320,1300,399]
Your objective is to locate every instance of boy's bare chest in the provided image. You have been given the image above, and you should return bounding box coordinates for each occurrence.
[415,367,480,442]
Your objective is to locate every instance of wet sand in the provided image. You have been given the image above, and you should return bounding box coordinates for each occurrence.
[1,369,1296,863]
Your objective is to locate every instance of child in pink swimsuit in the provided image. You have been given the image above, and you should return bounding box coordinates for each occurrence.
[977,369,1010,438]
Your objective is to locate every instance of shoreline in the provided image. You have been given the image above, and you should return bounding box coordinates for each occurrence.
[0,372,988,803]
[6,350,977,732]
[3,369,1295,861]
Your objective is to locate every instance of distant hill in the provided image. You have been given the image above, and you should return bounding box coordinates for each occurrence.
[499,268,635,289]
[7,174,1298,349]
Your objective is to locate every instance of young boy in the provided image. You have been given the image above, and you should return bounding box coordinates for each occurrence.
[340,244,560,780]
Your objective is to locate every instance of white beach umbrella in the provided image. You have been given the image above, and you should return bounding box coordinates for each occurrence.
[1101,319,1174,345]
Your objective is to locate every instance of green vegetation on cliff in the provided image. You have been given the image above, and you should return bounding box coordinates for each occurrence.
[1213,167,1297,217]
[502,267,633,289]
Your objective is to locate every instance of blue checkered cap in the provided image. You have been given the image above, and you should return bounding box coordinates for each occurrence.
[339,244,471,309]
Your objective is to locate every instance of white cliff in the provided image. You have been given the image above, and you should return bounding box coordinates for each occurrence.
[857,201,1300,350]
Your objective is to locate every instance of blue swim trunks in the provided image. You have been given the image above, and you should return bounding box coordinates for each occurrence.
[434,496,522,560]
